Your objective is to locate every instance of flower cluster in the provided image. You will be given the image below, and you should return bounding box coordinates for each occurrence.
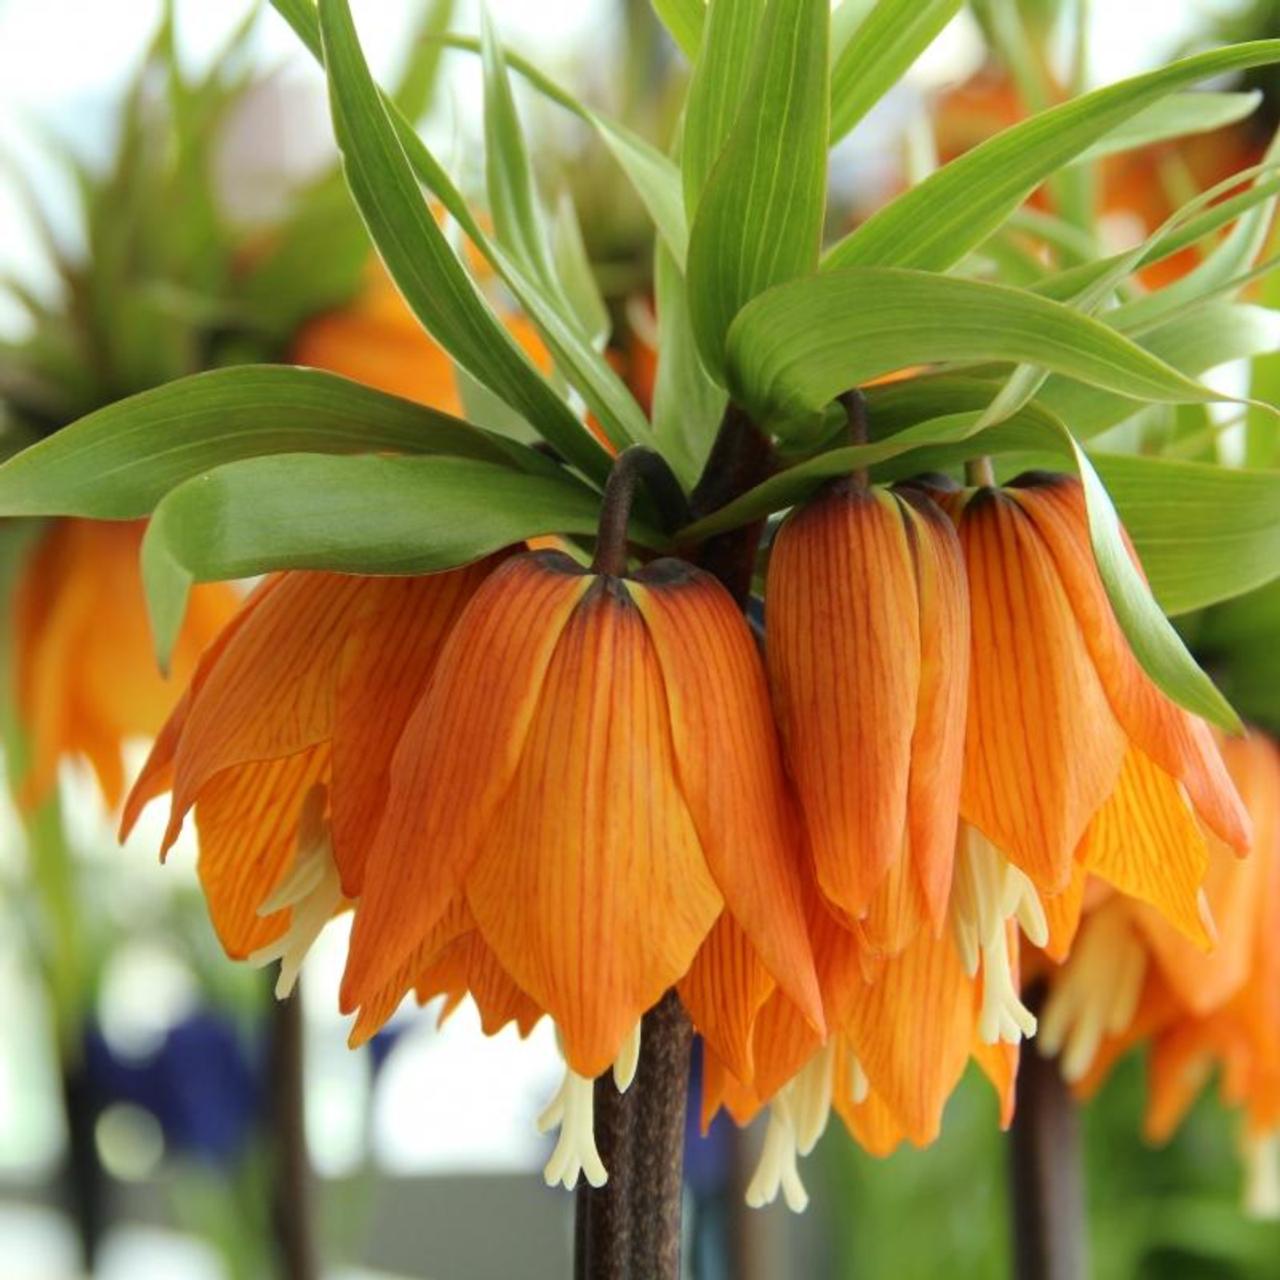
[119,453,1253,1208]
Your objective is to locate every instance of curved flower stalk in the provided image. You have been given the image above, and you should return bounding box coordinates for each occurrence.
[14,519,237,809]
[1035,730,1280,1214]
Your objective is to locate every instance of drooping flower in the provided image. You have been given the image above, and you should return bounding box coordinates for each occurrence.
[13,518,237,809]
[932,472,1250,946]
[1036,730,1280,1213]
[339,549,824,1185]
[766,480,969,951]
[121,559,505,975]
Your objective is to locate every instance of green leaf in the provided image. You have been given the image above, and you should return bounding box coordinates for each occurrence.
[550,193,610,350]
[1092,453,1280,615]
[480,9,559,297]
[312,0,652,460]
[824,40,1280,272]
[143,453,661,668]
[653,242,726,486]
[312,0,611,482]
[438,33,689,266]
[681,0,768,212]
[726,268,1224,434]
[829,0,961,144]
[1040,302,1280,439]
[0,366,543,518]
[651,0,704,59]
[1246,271,1280,467]
[1074,91,1262,165]
[392,0,456,121]
[686,0,828,376]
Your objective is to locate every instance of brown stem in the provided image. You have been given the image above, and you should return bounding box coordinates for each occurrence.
[574,993,693,1279]
[839,389,870,488]
[268,989,317,1280]
[1010,986,1088,1280]
[592,446,691,576]
[687,405,778,605]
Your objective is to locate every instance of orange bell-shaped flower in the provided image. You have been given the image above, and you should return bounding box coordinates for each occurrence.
[936,472,1249,942]
[766,479,969,950]
[341,550,824,1083]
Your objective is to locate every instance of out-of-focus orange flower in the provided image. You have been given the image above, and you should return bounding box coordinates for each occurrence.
[766,481,969,950]
[291,263,553,412]
[339,549,823,1187]
[13,518,236,809]
[121,560,504,980]
[932,65,1264,288]
[1038,731,1280,1213]
[933,472,1249,947]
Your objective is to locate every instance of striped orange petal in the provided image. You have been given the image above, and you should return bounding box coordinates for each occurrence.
[767,483,921,926]
[955,486,1128,893]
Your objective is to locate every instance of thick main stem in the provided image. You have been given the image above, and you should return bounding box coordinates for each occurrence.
[575,408,775,1278]
[267,990,317,1280]
[575,994,693,1279]
[1009,989,1087,1280]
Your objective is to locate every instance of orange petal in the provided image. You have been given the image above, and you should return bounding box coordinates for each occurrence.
[1038,860,1091,962]
[699,1042,765,1133]
[973,1033,1019,1129]
[899,491,970,935]
[677,914,776,1086]
[1009,475,1249,852]
[767,484,921,922]
[957,487,1127,892]
[465,578,723,1076]
[340,553,591,1013]
[167,573,366,835]
[192,745,331,958]
[329,560,502,896]
[122,575,286,839]
[841,923,975,1146]
[633,560,822,1032]
[348,896,475,1047]
[1079,748,1211,948]
[415,933,545,1039]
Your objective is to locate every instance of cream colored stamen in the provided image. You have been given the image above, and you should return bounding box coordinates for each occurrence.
[1242,1131,1280,1220]
[745,1046,837,1214]
[951,827,1047,1045]
[745,1090,809,1213]
[1037,902,1147,1082]
[538,1023,641,1191]
[248,785,345,998]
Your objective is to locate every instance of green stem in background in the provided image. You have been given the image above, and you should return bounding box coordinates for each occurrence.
[267,988,318,1280]
[1009,986,1088,1280]
[687,404,779,604]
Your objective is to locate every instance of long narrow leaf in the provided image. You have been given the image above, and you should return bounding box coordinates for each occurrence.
[829,0,960,143]
[0,367,540,518]
[726,268,1225,433]
[686,0,828,376]
[824,40,1280,272]
[313,0,610,481]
